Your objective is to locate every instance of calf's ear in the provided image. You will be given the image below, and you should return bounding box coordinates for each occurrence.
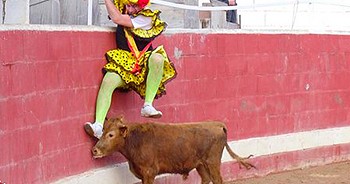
[119,125,128,138]
[116,115,124,122]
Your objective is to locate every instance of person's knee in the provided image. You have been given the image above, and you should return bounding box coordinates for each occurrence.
[102,72,116,83]
[101,72,123,88]
[149,53,164,67]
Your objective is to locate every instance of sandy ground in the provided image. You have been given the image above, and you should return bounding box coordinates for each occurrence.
[226,161,350,184]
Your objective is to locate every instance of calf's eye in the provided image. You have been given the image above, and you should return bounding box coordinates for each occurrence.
[108,133,114,138]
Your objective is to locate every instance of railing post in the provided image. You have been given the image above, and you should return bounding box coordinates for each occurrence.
[88,0,93,25]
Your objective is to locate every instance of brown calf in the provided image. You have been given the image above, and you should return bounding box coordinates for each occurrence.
[92,117,255,184]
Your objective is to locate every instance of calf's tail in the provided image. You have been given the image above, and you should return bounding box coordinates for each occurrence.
[225,143,256,170]
[223,127,256,170]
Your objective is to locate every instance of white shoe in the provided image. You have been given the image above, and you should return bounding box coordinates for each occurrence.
[141,105,162,118]
[84,122,103,139]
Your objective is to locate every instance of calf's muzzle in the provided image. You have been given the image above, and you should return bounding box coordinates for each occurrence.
[92,146,105,159]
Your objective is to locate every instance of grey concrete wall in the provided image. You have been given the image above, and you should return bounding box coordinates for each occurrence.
[1,0,29,24]
[59,0,99,25]
[0,0,2,24]
[30,0,60,24]
[183,0,199,28]
[29,0,100,25]
[150,0,186,28]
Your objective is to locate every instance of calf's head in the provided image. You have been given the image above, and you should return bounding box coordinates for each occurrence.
[92,117,128,158]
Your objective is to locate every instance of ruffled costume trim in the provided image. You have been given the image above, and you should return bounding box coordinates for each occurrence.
[129,9,167,39]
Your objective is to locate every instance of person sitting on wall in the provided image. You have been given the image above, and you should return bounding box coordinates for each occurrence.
[217,0,237,23]
[84,0,177,139]
[227,0,237,23]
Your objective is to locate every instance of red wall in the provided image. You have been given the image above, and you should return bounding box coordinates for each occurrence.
[1,29,350,183]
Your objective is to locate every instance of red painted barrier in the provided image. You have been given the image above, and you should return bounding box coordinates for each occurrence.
[1,28,350,183]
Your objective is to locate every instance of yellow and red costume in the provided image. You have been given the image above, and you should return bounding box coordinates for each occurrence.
[104,0,177,99]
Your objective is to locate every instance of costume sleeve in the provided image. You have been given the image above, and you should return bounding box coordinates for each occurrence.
[131,15,152,30]
[129,9,167,39]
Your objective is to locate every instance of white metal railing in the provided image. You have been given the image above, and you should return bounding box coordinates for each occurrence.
[29,0,50,7]
[151,0,350,11]
[88,0,93,25]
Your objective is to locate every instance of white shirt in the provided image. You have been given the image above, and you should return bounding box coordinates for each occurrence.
[131,15,152,30]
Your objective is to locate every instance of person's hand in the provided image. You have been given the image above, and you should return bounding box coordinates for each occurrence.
[228,0,237,6]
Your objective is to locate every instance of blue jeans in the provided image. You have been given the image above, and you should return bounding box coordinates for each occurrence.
[226,10,237,23]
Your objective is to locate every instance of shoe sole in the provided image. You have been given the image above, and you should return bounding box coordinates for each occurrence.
[141,113,162,119]
[84,123,96,138]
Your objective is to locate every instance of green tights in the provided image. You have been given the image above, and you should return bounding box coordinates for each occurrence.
[94,53,164,125]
